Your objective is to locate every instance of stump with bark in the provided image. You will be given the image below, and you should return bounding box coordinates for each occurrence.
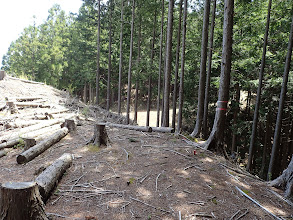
[6,101,18,114]
[17,127,69,164]
[93,123,109,147]
[61,119,76,132]
[0,70,5,80]
[269,156,293,199]
[36,153,73,201]
[0,182,48,220]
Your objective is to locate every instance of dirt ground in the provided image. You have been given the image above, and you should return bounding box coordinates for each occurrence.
[0,76,292,220]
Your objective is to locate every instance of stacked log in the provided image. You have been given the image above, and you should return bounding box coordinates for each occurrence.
[17,127,69,164]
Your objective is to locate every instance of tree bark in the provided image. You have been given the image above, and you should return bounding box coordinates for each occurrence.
[96,0,101,105]
[162,0,175,127]
[6,101,18,114]
[106,0,113,111]
[17,127,69,164]
[247,0,272,172]
[203,0,217,138]
[151,126,174,133]
[202,0,234,151]
[270,156,293,199]
[134,80,139,123]
[231,83,240,154]
[0,182,48,220]
[36,153,73,201]
[156,0,165,127]
[0,70,5,80]
[268,14,293,180]
[146,76,152,126]
[191,0,211,138]
[177,0,188,133]
[126,0,135,124]
[118,0,124,114]
[172,0,183,130]
[93,123,108,146]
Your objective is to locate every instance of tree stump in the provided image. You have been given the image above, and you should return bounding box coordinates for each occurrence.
[0,182,48,220]
[270,156,293,199]
[0,71,5,80]
[61,119,76,132]
[23,138,36,151]
[6,101,18,114]
[93,123,108,147]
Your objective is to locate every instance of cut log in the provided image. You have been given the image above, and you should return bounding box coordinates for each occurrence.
[4,120,44,129]
[6,75,45,85]
[5,96,43,102]
[269,156,293,199]
[14,102,51,108]
[61,119,76,132]
[17,127,69,164]
[151,127,175,133]
[0,150,6,158]
[0,70,5,80]
[6,101,18,114]
[0,124,61,150]
[35,153,73,201]
[93,123,108,146]
[0,182,48,220]
[0,118,65,143]
[106,123,152,132]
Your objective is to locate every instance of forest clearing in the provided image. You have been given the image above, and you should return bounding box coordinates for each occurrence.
[0,74,292,219]
[1,0,293,219]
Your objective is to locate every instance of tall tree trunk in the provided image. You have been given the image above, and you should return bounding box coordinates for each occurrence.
[135,15,142,124]
[126,0,135,124]
[177,0,188,133]
[134,80,139,123]
[147,7,157,127]
[203,0,217,138]
[191,0,211,138]
[231,83,240,154]
[106,0,113,111]
[202,0,234,151]
[247,0,272,172]
[171,0,183,130]
[95,0,101,105]
[83,83,87,103]
[260,105,272,179]
[118,0,124,114]
[162,0,175,127]
[268,14,293,180]
[156,0,165,127]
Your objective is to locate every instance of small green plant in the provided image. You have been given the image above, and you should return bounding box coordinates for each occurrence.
[14,138,25,149]
[82,106,89,118]
[87,144,100,153]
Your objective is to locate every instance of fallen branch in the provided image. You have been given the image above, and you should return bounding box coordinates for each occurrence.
[235,186,282,220]
[130,197,172,214]
[156,173,161,191]
[184,164,206,171]
[229,209,249,220]
[165,149,192,159]
[268,189,293,207]
[122,148,129,161]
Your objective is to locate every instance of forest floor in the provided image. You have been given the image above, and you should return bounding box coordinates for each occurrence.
[0,76,292,220]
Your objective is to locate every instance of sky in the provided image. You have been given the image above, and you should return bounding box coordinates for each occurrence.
[0,0,83,68]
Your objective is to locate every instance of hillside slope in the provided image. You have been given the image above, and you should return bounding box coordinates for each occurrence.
[0,76,292,220]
